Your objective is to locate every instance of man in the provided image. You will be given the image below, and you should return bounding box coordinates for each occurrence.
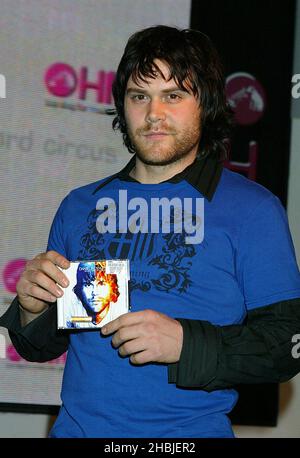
[1,25,300,438]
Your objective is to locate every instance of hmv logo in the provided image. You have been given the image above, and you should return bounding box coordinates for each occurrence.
[44,62,115,104]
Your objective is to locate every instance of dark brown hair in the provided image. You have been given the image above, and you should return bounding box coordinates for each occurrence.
[112,25,233,160]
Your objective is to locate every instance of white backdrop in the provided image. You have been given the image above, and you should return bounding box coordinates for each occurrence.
[0,0,191,410]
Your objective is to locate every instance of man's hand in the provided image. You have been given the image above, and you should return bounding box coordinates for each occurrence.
[16,250,70,314]
[101,309,183,365]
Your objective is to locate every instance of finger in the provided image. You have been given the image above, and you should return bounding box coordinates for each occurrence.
[112,324,143,348]
[37,251,70,270]
[102,309,153,335]
[118,337,147,357]
[21,279,58,303]
[101,314,130,335]
[130,350,153,365]
[26,257,69,288]
[25,270,65,298]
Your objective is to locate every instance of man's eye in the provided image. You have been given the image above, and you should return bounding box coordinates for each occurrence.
[167,93,181,101]
[131,94,147,101]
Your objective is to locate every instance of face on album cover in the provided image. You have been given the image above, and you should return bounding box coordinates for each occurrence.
[57,260,130,329]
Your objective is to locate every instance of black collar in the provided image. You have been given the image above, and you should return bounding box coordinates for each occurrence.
[93,153,223,201]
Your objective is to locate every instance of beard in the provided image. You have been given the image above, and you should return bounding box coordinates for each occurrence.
[126,122,201,166]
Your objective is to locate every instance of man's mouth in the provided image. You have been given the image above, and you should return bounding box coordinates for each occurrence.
[143,131,173,140]
[92,298,104,303]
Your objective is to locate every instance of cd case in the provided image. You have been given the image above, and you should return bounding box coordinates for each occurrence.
[57,259,130,329]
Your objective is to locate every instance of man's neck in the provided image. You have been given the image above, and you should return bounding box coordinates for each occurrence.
[129,154,197,184]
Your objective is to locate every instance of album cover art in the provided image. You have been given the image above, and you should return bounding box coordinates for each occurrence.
[57,260,130,329]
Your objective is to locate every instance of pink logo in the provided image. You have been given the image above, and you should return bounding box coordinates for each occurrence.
[6,344,22,362]
[2,258,27,294]
[45,62,77,97]
[226,72,266,125]
[6,343,67,365]
[44,62,115,104]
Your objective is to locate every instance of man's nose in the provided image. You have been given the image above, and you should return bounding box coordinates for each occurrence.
[146,98,166,124]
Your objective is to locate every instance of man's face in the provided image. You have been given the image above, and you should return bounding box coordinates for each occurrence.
[124,59,202,166]
[81,279,110,314]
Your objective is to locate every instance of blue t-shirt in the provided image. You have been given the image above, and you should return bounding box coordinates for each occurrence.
[48,168,300,438]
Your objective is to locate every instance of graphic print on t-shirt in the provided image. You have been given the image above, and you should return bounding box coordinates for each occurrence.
[77,206,204,295]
